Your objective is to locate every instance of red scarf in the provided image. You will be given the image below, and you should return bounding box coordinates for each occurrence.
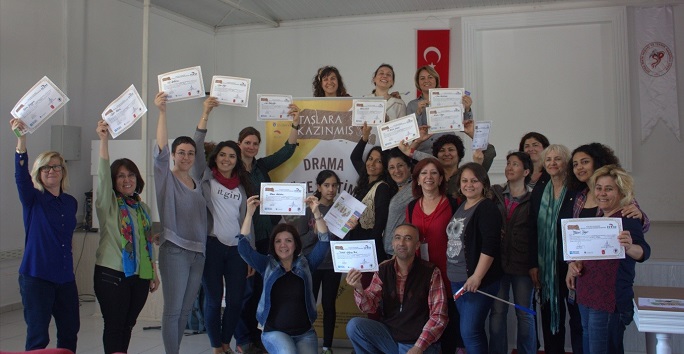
[211,167,240,189]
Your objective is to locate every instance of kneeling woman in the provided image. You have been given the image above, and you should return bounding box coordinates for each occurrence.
[238,195,331,354]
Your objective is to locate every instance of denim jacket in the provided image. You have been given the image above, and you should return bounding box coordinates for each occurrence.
[237,231,330,327]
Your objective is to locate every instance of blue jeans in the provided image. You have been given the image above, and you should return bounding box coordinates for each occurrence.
[202,238,248,348]
[158,241,205,354]
[261,328,318,354]
[18,274,80,352]
[489,274,536,354]
[578,304,633,354]
[452,280,500,354]
[346,317,441,354]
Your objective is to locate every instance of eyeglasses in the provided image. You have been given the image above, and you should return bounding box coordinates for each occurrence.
[40,165,63,173]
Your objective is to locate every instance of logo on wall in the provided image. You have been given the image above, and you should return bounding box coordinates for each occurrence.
[640,41,673,77]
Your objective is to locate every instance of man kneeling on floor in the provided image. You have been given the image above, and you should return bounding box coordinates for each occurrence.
[346,223,448,354]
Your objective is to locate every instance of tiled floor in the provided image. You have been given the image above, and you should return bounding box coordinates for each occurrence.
[0,301,353,353]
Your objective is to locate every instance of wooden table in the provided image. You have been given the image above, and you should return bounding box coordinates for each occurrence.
[633,286,684,354]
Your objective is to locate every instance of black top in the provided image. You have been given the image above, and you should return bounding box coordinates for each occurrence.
[264,271,311,335]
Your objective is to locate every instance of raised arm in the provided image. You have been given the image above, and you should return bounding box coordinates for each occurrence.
[154,91,168,151]
[197,96,218,131]
[11,119,27,153]
[97,120,110,160]
[288,104,301,145]
[237,196,269,273]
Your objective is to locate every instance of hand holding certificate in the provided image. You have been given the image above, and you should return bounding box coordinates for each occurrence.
[12,76,69,135]
[323,191,367,239]
[158,66,205,102]
[257,94,293,120]
[330,240,379,273]
[472,121,492,150]
[377,113,420,150]
[352,99,386,126]
[429,88,465,108]
[427,105,464,133]
[210,75,251,107]
[561,217,625,261]
[101,85,147,138]
[260,183,307,216]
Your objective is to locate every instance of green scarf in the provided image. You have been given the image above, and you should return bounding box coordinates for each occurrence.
[537,181,566,334]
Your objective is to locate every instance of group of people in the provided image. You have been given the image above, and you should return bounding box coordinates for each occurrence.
[11,63,649,354]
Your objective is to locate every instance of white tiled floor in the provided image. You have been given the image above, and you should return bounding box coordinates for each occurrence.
[0,301,353,353]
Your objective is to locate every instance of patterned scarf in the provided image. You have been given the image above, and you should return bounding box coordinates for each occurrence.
[117,192,152,277]
[537,181,566,334]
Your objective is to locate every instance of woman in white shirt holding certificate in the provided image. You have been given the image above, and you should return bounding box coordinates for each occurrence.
[365,63,406,121]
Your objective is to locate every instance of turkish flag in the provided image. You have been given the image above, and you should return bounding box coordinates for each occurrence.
[417,30,450,97]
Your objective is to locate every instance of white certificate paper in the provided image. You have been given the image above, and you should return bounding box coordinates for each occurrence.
[323,191,367,239]
[210,75,251,107]
[260,183,307,216]
[330,240,379,273]
[377,114,420,150]
[11,76,70,135]
[427,105,464,133]
[472,121,492,150]
[561,217,625,261]
[158,66,205,102]
[429,88,464,108]
[101,85,147,138]
[257,94,292,121]
[352,99,386,126]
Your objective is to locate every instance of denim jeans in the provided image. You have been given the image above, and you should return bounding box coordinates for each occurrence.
[18,274,80,352]
[261,328,318,354]
[539,273,583,354]
[578,304,633,354]
[158,241,205,354]
[94,265,150,354]
[311,268,341,348]
[202,238,248,348]
[452,280,500,354]
[346,317,441,354]
[489,274,536,354]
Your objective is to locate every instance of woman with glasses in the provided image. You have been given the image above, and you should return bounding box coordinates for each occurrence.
[10,118,79,353]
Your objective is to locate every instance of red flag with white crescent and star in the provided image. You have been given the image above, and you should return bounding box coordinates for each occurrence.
[417,29,450,98]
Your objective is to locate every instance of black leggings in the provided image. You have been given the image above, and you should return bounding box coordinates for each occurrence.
[311,268,342,347]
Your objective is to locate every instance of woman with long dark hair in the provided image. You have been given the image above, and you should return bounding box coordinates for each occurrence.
[312,66,351,97]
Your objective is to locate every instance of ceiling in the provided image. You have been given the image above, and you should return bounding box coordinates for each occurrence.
[147,0,569,28]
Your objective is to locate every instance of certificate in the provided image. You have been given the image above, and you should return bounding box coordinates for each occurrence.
[101,85,147,138]
[157,66,205,102]
[330,240,379,273]
[429,88,464,108]
[472,121,492,150]
[259,183,307,216]
[257,94,292,121]
[351,99,386,126]
[427,105,464,133]
[377,114,420,150]
[323,191,367,239]
[561,217,625,261]
[210,75,250,107]
[11,76,69,135]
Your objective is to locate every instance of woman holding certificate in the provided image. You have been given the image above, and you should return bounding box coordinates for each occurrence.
[236,103,300,354]
[528,144,581,354]
[565,165,650,354]
[446,162,502,354]
[154,92,208,354]
[296,170,340,354]
[566,143,649,232]
[382,149,414,258]
[349,123,394,263]
[313,66,351,97]
[10,119,79,353]
[365,63,406,120]
[238,195,331,354]
[193,97,255,354]
[94,120,159,354]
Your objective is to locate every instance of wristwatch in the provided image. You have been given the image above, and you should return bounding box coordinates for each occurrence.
[291,124,301,130]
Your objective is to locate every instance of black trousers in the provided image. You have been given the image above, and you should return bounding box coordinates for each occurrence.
[311,268,341,347]
[94,265,150,354]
